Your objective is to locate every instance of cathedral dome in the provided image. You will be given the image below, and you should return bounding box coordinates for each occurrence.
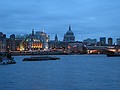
[65,25,74,36]
[66,30,74,35]
[63,25,75,42]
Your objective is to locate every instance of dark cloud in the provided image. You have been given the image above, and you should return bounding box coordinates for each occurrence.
[0,0,120,40]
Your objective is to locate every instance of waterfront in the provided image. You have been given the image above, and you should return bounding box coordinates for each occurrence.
[0,55,120,90]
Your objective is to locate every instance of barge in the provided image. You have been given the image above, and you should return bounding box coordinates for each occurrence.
[23,56,60,61]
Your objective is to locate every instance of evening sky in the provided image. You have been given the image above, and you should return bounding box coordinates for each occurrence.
[0,0,120,41]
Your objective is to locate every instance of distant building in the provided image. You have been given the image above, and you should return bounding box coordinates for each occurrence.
[48,34,59,49]
[6,34,22,51]
[68,42,83,53]
[108,37,113,46]
[100,37,106,46]
[0,32,6,52]
[16,34,28,40]
[83,38,97,46]
[20,29,49,51]
[35,31,50,50]
[116,38,120,46]
[10,34,16,51]
[54,34,58,42]
[63,25,75,42]
[49,41,68,50]
[15,39,22,51]
[15,34,25,51]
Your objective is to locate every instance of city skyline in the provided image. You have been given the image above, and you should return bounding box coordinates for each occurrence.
[0,0,120,40]
[1,30,119,45]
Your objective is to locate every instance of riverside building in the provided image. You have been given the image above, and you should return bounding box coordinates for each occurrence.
[20,29,49,51]
[0,32,6,52]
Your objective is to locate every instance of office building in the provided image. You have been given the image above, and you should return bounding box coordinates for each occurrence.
[108,37,113,46]
[100,37,106,46]
[116,38,120,46]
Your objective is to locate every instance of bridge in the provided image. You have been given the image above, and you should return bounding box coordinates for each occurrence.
[86,46,118,54]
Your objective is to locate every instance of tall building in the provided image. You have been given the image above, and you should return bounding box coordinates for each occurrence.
[6,34,16,51]
[54,34,58,42]
[63,25,75,42]
[10,34,16,51]
[116,38,120,46]
[0,32,6,52]
[100,37,106,46]
[108,37,113,46]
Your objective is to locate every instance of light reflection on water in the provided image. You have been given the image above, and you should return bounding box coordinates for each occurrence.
[0,55,120,90]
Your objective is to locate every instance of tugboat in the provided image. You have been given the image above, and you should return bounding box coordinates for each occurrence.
[23,56,60,61]
[0,53,16,65]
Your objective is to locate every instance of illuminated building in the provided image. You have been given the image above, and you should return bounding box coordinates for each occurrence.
[20,29,49,51]
[35,31,49,50]
[20,37,43,51]
[68,42,83,53]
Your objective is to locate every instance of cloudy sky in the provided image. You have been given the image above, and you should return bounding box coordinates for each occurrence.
[0,0,120,41]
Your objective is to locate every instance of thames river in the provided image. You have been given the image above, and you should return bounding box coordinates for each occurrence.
[0,55,120,90]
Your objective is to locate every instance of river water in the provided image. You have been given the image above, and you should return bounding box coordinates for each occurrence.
[0,55,120,90]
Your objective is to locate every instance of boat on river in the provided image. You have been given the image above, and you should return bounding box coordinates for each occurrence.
[106,51,120,57]
[0,53,16,65]
[22,56,60,61]
[0,56,16,65]
[0,59,16,64]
